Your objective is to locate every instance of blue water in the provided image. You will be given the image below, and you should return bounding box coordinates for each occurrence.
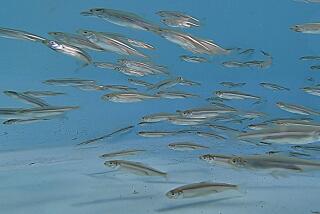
[0,0,320,213]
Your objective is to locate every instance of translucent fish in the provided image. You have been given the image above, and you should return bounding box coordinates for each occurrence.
[276,102,320,116]
[215,90,261,100]
[4,91,49,107]
[156,11,200,23]
[0,27,46,42]
[148,77,183,90]
[168,142,209,151]
[118,59,169,75]
[3,118,50,125]
[78,30,147,58]
[100,149,145,158]
[222,61,248,68]
[161,17,200,28]
[152,28,229,55]
[23,91,65,97]
[78,125,134,145]
[128,78,153,87]
[220,82,246,88]
[141,112,177,123]
[291,23,320,34]
[301,86,320,96]
[42,40,92,67]
[80,8,158,31]
[180,55,209,63]
[260,82,289,91]
[166,182,238,199]
[48,32,104,51]
[238,126,320,145]
[102,92,159,103]
[299,56,320,60]
[104,160,167,177]
[43,78,96,86]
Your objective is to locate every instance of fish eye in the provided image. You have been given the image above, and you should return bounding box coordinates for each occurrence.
[94,8,103,12]
[49,41,56,45]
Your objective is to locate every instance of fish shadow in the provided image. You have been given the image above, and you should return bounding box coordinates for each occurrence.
[156,196,241,212]
[72,195,153,207]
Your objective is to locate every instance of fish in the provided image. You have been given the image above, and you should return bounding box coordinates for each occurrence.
[42,40,92,66]
[220,82,246,88]
[166,182,238,199]
[157,11,200,28]
[78,125,134,145]
[301,87,320,96]
[0,106,79,119]
[215,91,260,100]
[291,23,320,34]
[81,8,158,31]
[179,107,236,119]
[104,160,167,177]
[238,126,320,145]
[259,82,289,91]
[222,61,248,68]
[43,78,96,86]
[48,32,104,51]
[161,18,200,28]
[157,11,199,23]
[102,92,159,102]
[0,27,46,42]
[168,142,209,151]
[78,30,147,58]
[4,91,49,107]
[118,59,169,75]
[310,65,320,70]
[141,112,177,123]
[276,102,320,116]
[152,28,230,55]
[3,118,49,125]
[138,130,186,137]
[100,149,145,158]
[157,91,199,99]
[207,124,240,133]
[201,153,320,173]
[128,78,153,87]
[180,55,209,63]
[98,85,137,92]
[23,91,65,97]
[147,77,183,91]
[168,117,208,125]
[299,56,320,60]
[293,144,320,152]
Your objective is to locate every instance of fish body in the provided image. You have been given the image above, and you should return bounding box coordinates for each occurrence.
[215,91,260,100]
[0,27,46,42]
[168,142,208,151]
[291,23,320,34]
[102,92,159,102]
[276,102,320,116]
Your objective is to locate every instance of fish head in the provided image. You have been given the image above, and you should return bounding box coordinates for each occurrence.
[80,8,104,16]
[290,25,302,32]
[228,157,247,167]
[43,40,62,50]
[181,110,191,117]
[77,29,96,40]
[102,94,113,101]
[48,32,63,37]
[200,154,233,164]
[165,190,182,199]
[276,102,285,108]
[167,144,176,149]
[104,160,119,168]
[215,91,223,97]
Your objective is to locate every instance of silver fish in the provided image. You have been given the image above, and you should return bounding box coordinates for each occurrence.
[81,8,158,31]
[276,102,320,116]
[100,149,145,158]
[104,160,167,177]
[260,82,289,91]
[4,91,49,107]
[43,78,96,86]
[166,182,238,199]
[0,27,46,42]
[48,32,104,51]
[102,92,159,102]
[23,91,65,97]
[301,87,320,96]
[215,91,260,100]
[141,112,177,123]
[299,56,320,60]
[168,142,209,151]
[180,55,209,63]
[157,91,199,99]
[291,23,320,34]
[42,40,92,66]
[128,78,153,87]
[220,82,246,88]
[78,30,147,58]
[161,17,200,28]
